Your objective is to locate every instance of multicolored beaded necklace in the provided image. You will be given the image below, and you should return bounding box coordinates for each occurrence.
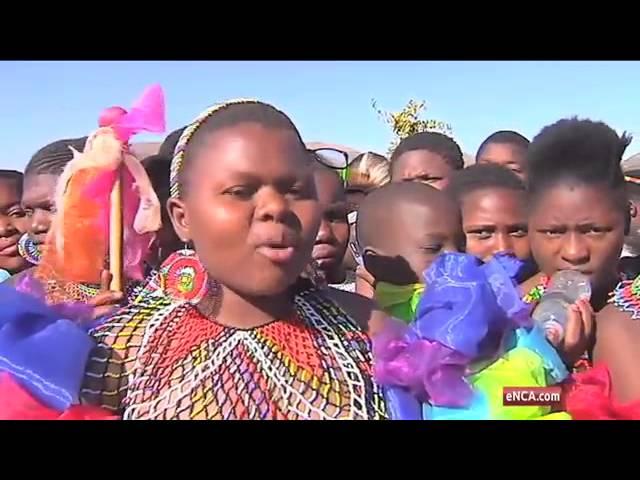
[522,275,549,304]
[17,234,42,266]
[83,289,387,420]
[610,275,640,319]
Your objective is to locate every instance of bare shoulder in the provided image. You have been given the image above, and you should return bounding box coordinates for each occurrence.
[594,304,640,402]
[595,303,640,344]
[327,287,386,335]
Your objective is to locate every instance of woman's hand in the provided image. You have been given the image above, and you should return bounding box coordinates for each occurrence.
[87,271,124,320]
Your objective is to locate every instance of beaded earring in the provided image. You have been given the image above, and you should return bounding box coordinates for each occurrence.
[17,233,41,265]
[159,244,210,304]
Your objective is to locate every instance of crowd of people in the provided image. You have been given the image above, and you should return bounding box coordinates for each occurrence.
[1,88,640,420]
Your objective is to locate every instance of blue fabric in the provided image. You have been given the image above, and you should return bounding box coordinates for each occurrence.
[515,325,569,383]
[414,252,530,360]
[423,390,490,420]
[383,386,422,420]
[377,253,567,420]
[0,284,94,411]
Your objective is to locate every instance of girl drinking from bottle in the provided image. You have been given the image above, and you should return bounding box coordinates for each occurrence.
[527,118,640,418]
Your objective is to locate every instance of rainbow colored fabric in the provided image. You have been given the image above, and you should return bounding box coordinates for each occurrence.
[375,282,425,324]
[374,252,570,420]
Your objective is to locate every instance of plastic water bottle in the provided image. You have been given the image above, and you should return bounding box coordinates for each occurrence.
[532,271,592,341]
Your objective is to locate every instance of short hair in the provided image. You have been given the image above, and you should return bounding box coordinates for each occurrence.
[24,137,88,176]
[527,117,630,211]
[142,154,171,204]
[476,130,530,159]
[177,101,307,197]
[158,127,186,158]
[357,181,449,249]
[0,170,23,195]
[446,163,525,206]
[0,169,23,182]
[347,152,390,190]
[391,132,464,171]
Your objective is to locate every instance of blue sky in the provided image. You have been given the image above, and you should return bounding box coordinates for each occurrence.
[2,61,640,170]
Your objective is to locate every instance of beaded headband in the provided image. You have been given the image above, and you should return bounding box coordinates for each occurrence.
[169,98,261,199]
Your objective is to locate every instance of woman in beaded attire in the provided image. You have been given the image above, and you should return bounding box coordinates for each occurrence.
[9,138,124,317]
[81,99,388,420]
[515,118,640,419]
[521,119,628,323]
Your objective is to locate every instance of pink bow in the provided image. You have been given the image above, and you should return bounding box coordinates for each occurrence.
[98,84,166,143]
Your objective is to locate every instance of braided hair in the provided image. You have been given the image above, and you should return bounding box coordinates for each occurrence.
[24,137,88,177]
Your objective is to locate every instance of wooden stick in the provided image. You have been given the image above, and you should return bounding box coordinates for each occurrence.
[109,167,124,292]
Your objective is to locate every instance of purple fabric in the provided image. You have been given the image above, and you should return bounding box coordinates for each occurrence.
[14,272,94,328]
[373,318,473,408]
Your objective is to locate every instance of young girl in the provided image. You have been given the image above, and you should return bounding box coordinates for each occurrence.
[390,131,464,190]
[11,137,125,316]
[12,138,85,274]
[446,163,537,285]
[0,170,29,280]
[521,119,640,419]
[80,100,388,419]
[523,118,626,371]
[475,130,530,180]
[446,163,530,263]
[309,165,352,290]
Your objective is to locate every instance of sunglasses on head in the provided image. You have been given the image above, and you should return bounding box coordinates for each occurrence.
[311,148,352,169]
[310,148,354,184]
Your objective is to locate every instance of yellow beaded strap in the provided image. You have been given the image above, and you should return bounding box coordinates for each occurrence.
[169,99,261,200]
